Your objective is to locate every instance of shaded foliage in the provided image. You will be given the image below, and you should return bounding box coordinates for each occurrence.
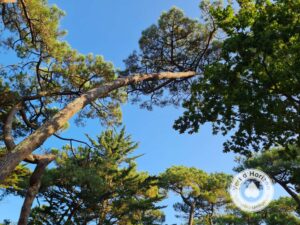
[215,197,300,225]
[235,145,300,209]
[175,0,300,155]
[123,7,220,109]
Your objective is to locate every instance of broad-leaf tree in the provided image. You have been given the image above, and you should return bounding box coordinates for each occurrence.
[235,145,300,209]
[174,0,300,155]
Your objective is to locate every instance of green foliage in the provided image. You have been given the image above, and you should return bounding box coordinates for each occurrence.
[174,0,300,155]
[0,148,30,190]
[215,197,300,225]
[0,0,125,149]
[235,145,300,208]
[124,7,220,108]
[28,129,165,225]
[2,1,300,223]
[160,166,231,223]
[264,197,300,225]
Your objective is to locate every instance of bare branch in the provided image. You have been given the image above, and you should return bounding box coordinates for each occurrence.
[53,133,92,149]
[19,0,36,45]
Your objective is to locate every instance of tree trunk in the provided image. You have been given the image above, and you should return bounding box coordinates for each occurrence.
[273,176,300,209]
[208,215,213,225]
[17,155,55,225]
[0,71,195,183]
[208,204,214,225]
[188,204,195,225]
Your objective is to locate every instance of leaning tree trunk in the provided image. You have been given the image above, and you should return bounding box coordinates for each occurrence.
[17,154,55,225]
[0,71,195,183]
[273,176,300,209]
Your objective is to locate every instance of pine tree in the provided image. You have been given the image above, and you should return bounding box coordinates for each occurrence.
[27,129,165,225]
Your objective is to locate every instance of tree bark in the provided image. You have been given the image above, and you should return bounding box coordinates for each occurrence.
[0,71,195,183]
[208,204,214,225]
[17,154,56,225]
[273,176,300,209]
[3,103,22,150]
[188,204,195,225]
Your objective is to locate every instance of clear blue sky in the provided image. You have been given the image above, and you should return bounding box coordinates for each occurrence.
[0,1,286,224]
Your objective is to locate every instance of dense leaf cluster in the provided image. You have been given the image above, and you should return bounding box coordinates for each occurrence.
[175,0,300,154]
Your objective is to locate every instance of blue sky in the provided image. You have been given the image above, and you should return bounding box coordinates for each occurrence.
[0,1,286,224]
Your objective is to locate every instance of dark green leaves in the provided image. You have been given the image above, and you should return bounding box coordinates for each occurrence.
[175,0,300,154]
[29,129,165,225]
[124,7,219,108]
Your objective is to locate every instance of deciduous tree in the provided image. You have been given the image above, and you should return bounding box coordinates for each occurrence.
[174,0,300,155]
[235,145,300,209]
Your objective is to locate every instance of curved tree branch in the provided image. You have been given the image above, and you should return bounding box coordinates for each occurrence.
[3,102,22,150]
[19,0,36,45]
[0,71,196,182]
[17,153,56,225]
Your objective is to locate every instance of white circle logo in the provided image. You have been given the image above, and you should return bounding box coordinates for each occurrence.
[230,169,274,212]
